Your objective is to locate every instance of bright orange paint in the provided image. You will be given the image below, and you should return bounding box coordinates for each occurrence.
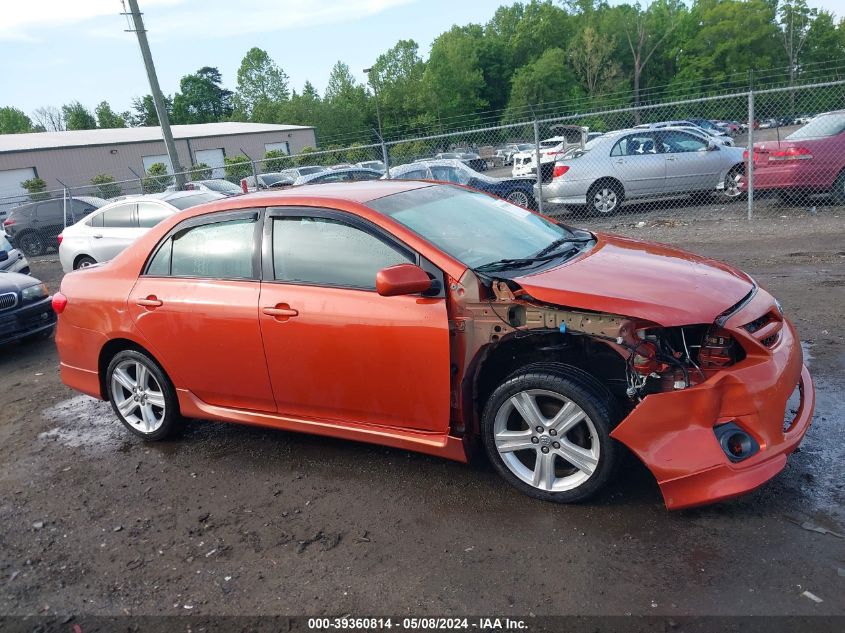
[54,181,814,509]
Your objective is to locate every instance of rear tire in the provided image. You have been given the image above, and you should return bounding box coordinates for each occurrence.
[17,232,45,257]
[505,189,534,209]
[481,367,621,504]
[106,350,179,441]
[722,165,745,200]
[587,181,623,216]
[74,255,97,269]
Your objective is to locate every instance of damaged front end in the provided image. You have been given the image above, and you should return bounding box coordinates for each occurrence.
[449,270,814,510]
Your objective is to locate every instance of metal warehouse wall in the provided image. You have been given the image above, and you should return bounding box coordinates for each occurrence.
[0,128,317,192]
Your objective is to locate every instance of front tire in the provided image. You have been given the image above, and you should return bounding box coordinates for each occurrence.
[106,350,179,441]
[481,367,621,504]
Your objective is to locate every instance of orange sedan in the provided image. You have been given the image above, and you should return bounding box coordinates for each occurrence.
[53,181,814,509]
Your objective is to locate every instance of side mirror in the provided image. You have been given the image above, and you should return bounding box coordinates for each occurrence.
[376,263,432,297]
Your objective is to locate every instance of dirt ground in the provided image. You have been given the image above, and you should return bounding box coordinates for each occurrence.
[0,197,843,620]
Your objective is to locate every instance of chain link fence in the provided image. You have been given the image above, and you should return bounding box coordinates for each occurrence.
[2,80,844,258]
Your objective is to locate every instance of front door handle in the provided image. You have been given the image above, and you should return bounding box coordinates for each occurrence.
[666,156,676,161]
[93,234,103,239]
[263,304,299,320]
[614,159,625,164]
[136,296,163,308]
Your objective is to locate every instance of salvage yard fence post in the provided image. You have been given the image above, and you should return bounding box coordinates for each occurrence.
[747,87,755,222]
[532,115,544,216]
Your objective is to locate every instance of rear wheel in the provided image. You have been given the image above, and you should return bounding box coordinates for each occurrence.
[722,165,745,200]
[482,368,621,503]
[588,181,623,216]
[106,350,179,441]
[505,189,534,209]
[18,232,45,257]
[74,255,97,269]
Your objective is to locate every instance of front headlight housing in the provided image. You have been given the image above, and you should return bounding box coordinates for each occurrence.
[21,283,48,302]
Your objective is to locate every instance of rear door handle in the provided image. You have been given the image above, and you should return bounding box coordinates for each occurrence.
[136,296,163,308]
[666,156,676,161]
[93,234,103,239]
[614,159,625,164]
[263,304,299,319]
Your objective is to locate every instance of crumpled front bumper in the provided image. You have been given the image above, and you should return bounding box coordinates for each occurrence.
[610,293,815,510]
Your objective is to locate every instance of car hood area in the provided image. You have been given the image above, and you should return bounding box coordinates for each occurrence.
[0,271,42,292]
[513,233,754,327]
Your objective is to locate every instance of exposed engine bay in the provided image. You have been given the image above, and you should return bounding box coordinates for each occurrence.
[448,271,745,419]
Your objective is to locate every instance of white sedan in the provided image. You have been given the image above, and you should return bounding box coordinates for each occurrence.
[58,191,224,272]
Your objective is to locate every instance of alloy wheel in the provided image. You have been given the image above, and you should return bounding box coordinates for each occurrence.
[493,389,600,492]
[110,359,167,434]
[723,169,743,198]
[506,190,531,207]
[592,187,618,214]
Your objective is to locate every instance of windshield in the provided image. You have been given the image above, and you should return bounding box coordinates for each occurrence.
[562,137,601,159]
[369,185,580,269]
[298,166,325,175]
[201,180,242,193]
[166,192,224,210]
[787,113,845,140]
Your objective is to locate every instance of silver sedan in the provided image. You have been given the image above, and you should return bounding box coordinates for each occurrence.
[536,127,746,215]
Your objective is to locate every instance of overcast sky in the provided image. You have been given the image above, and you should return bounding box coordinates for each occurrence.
[1,0,842,117]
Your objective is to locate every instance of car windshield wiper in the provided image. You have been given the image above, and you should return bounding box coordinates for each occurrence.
[474,235,595,274]
[531,236,592,259]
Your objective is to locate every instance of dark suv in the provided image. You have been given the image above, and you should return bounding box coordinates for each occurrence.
[3,196,107,256]
[0,271,55,346]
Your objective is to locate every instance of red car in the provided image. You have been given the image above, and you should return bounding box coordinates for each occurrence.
[53,182,814,510]
[743,110,845,201]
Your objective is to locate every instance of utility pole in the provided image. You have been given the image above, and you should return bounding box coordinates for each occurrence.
[123,0,185,189]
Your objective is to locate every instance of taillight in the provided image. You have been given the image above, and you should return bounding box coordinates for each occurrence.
[52,292,67,315]
[3,218,14,227]
[57,233,63,245]
[769,147,813,161]
[240,178,248,193]
[552,165,570,179]
[742,149,760,164]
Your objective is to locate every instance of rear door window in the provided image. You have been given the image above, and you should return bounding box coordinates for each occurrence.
[137,202,173,228]
[148,216,257,279]
[101,203,136,228]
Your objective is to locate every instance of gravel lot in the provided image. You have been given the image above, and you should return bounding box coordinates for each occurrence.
[0,197,843,620]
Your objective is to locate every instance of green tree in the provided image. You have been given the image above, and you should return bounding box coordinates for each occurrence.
[346,143,373,163]
[90,174,122,199]
[422,26,488,126]
[505,48,583,121]
[323,61,369,141]
[188,163,212,181]
[172,67,233,124]
[294,146,319,167]
[62,101,97,130]
[224,155,252,183]
[129,95,171,126]
[234,47,290,121]
[0,107,33,134]
[22,177,49,201]
[368,40,427,134]
[143,163,173,193]
[95,101,128,128]
[263,149,292,172]
[569,26,623,99]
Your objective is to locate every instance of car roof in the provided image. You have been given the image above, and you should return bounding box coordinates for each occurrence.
[204,180,432,209]
[294,168,383,185]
